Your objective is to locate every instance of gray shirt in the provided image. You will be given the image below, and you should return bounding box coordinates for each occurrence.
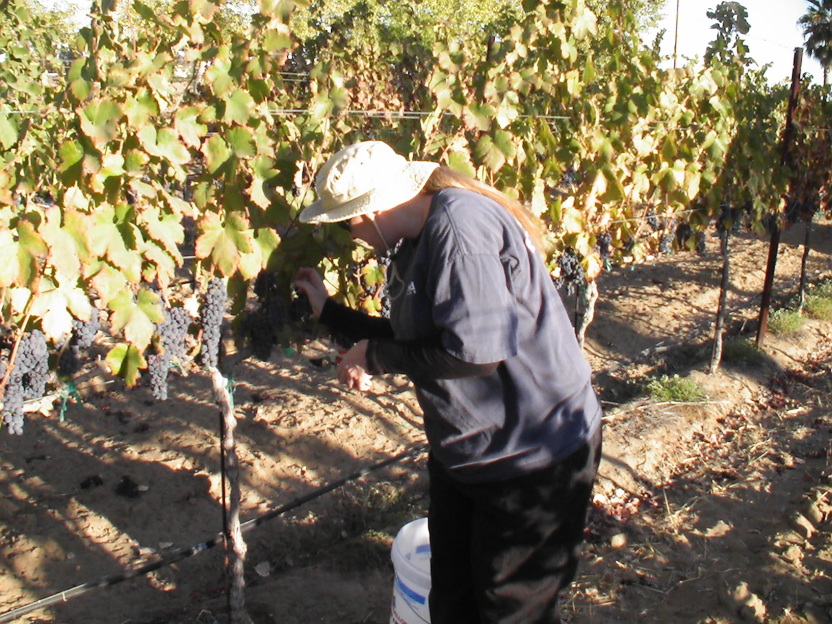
[386,187,602,482]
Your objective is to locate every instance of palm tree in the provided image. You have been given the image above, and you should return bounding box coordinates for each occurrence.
[798,0,832,88]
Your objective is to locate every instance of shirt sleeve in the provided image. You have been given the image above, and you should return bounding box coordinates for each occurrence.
[367,338,499,379]
[318,298,395,342]
[429,252,519,364]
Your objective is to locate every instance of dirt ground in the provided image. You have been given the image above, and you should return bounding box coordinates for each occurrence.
[1,221,832,624]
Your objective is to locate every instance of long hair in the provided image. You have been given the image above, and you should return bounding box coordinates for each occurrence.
[421,167,548,256]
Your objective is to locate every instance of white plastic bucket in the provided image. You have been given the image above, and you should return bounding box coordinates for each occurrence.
[390,517,431,624]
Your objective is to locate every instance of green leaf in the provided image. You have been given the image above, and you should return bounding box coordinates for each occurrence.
[0,230,20,287]
[106,343,146,387]
[194,212,253,276]
[175,106,208,148]
[124,90,159,128]
[447,150,476,178]
[89,263,128,305]
[156,128,190,165]
[17,219,47,286]
[224,90,254,125]
[59,140,85,172]
[474,135,505,171]
[31,276,92,341]
[263,26,293,52]
[227,127,255,158]
[78,100,123,147]
[70,78,91,102]
[202,134,232,174]
[206,58,233,97]
[42,209,82,280]
[109,287,163,351]
[0,114,19,150]
[190,0,218,21]
[462,103,493,132]
[143,208,185,260]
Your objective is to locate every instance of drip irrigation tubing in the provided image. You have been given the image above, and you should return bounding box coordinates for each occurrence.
[0,442,429,624]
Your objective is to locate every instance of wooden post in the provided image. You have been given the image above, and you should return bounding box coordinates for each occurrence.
[710,230,730,374]
[211,367,253,624]
[756,47,803,347]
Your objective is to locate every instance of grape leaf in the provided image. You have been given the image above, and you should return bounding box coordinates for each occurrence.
[195,212,253,276]
[202,134,232,173]
[224,90,254,125]
[109,287,163,351]
[0,113,18,150]
[78,100,123,147]
[0,230,20,287]
[106,343,146,387]
[175,106,208,148]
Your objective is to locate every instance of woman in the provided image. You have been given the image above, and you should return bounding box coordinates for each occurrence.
[294,140,602,624]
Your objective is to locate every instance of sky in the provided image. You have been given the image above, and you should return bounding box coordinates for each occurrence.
[651,0,826,85]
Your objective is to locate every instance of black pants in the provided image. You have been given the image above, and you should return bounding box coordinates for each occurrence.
[427,427,602,624]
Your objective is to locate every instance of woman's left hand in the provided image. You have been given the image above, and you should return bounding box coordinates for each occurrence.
[337,340,372,392]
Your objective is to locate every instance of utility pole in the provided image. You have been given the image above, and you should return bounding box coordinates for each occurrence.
[673,0,680,69]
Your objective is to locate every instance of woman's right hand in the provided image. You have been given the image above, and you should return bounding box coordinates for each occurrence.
[292,268,329,319]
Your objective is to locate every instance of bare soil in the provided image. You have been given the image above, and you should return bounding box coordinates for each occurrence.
[2,221,832,624]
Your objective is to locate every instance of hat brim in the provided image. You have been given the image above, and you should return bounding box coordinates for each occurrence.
[299,161,439,224]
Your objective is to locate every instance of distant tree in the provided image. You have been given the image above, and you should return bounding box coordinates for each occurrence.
[704,1,752,68]
[798,0,832,88]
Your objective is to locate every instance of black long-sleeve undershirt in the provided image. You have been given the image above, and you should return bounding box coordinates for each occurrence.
[318,298,498,380]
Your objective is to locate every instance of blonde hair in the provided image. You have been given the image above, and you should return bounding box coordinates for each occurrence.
[421,167,548,256]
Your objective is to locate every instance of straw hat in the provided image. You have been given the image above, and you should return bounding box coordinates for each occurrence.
[299,141,439,224]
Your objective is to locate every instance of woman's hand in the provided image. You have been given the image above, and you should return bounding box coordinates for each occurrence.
[292,268,329,319]
[337,340,372,392]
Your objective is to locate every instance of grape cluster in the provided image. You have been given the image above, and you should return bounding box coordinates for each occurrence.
[73,313,100,349]
[646,210,661,231]
[377,251,393,319]
[554,249,586,296]
[2,330,49,435]
[59,310,100,376]
[245,271,288,360]
[596,232,612,260]
[20,330,48,401]
[148,306,193,400]
[1,359,24,435]
[289,289,313,324]
[147,353,170,400]
[200,277,227,369]
[675,223,692,246]
[659,232,674,255]
[695,233,707,256]
[158,306,192,363]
